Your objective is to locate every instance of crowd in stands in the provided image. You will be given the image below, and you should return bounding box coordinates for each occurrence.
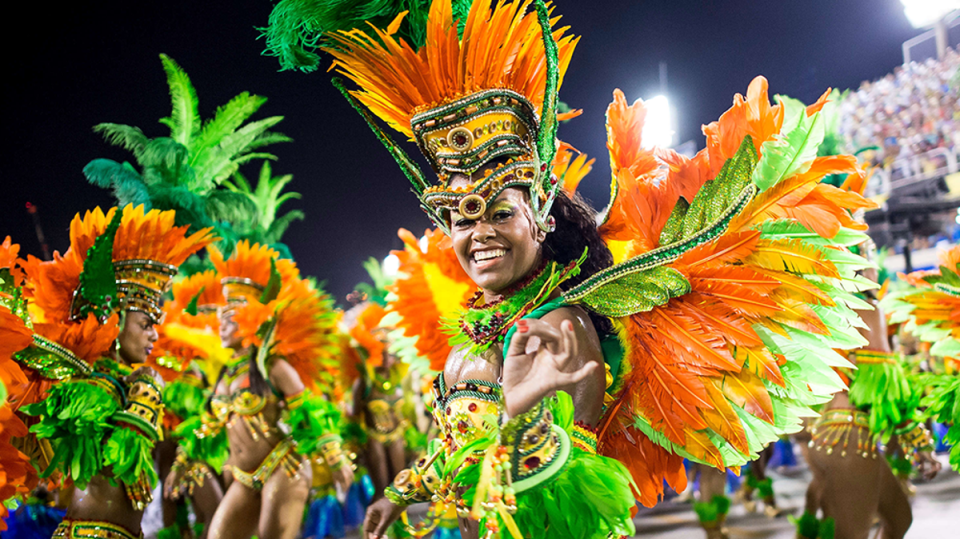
[839,48,960,181]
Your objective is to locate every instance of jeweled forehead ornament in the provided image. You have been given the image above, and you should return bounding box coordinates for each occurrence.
[317,0,573,235]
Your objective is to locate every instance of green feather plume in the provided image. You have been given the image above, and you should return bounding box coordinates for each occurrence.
[85,54,292,252]
[22,381,121,488]
[262,0,474,72]
[286,393,343,456]
[752,97,825,192]
[103,427,159,491]
[174,415,229,472]
[76,210,121,321]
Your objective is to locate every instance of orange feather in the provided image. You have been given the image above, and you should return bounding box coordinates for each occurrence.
[718,368,775,425]
[735,346,785,387]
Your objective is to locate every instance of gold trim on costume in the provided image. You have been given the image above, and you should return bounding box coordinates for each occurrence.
[809,408,877,458]
[227,438,302,491]
[53,519,141,539]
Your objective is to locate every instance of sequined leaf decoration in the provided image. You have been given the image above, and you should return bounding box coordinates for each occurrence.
[76,211,121,320]
[0,269,31,326]
[680,136,757,240]
[575,266,690,317]
[658,198,688,246]
[533,0,560,188]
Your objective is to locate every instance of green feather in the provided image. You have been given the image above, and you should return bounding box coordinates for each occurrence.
[752,98,825,192]
[83,159,151,209]
[287,393,343,455]
[260,258,282,304]
[76,211,121,321]
[261,0,474,72]
[159,54,201,147]
[93,123,149,159]
[173,415,229,472]
[22,381,121,488]
[87,54,291,245]
[103,427,159,490]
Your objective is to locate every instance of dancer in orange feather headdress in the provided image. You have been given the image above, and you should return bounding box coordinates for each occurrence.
[263,1,876,538]
[148,270,229,539]
[6,205,214,539]
[186,240,350,539]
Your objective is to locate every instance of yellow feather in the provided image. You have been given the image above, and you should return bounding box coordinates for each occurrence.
[744,239,839,277]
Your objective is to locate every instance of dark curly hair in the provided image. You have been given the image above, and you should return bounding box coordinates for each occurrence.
[542,191,615,337]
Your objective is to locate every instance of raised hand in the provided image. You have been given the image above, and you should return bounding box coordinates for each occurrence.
[363,496,406,539]
[501,318,598,418]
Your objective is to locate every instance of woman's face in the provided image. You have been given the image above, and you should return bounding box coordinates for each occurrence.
[448,175,545,296]
[218,306,243,350]
[117,310,158,365]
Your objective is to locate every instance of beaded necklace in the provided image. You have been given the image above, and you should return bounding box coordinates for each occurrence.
[447,251,585,356]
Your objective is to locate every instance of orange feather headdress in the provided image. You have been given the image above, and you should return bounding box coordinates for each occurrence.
[213,241,343,395]
[290,0,579,234]
[147,270,230,381]
[17,206,214,378]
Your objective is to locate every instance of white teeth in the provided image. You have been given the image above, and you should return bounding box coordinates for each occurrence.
[474,249,505,262]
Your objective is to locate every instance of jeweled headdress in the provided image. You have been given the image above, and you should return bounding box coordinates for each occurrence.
[265,0,578,233]
[210,241,298,307]
[26,205,215,327]
[148,270,231,380]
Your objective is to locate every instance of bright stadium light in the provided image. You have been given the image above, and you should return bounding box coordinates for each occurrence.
[383,253,400,276]
[641,95,674,150]
[900,0,959,28]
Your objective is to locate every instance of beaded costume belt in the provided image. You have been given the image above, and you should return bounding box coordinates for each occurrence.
[53,519,141,539]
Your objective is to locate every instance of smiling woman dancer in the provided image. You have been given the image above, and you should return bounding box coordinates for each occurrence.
[262,1,877,538]
[15,205,214,539]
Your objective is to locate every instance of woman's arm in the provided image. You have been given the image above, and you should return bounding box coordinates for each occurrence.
[268,358,306,398]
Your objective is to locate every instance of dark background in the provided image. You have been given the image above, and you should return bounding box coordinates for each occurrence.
[0,0,924,301]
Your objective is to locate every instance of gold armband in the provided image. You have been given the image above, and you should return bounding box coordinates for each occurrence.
[897,422,934,454]
[384,442,446,506]
[114,376,164,441]
[319,434,347,470]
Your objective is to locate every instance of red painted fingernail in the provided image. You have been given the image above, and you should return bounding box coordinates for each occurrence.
[518,325,529,333]
[517,319,527,326]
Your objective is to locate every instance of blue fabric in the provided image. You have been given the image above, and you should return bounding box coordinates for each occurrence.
[360,474,375,505]
[341,481,367,528]
[1,503,65,539]
[434,524,463,539]
[933,421,952,453]
[769,438,798,467]
[302,495,345,539]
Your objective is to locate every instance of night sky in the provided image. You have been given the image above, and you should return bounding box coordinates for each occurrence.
[1,0,926,302]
